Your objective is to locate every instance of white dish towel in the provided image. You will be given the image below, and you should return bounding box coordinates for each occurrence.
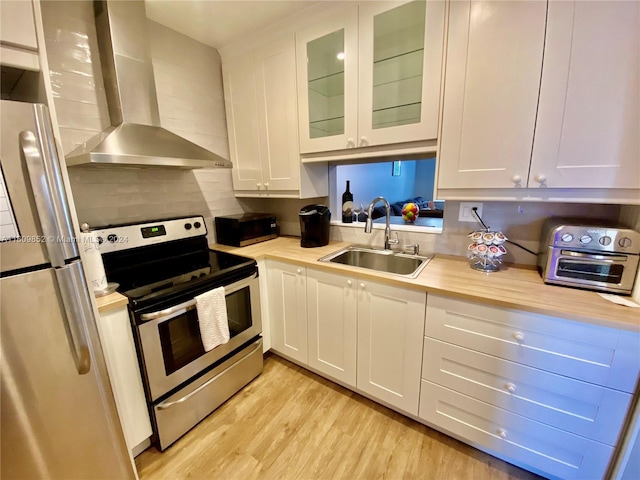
[195,286,230,352]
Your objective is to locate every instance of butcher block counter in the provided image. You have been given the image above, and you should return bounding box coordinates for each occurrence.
[95,292,128,313]
[211,236,640,332]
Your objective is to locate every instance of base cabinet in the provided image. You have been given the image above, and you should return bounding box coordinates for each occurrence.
[420,294,640,479]
[97,306,152,454]
[267,260,308,364]
[306,268,357,387]
[420,381,615,480]
[357,279,425,415]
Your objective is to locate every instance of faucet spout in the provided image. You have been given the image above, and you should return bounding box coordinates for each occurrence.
[364,196,398,250]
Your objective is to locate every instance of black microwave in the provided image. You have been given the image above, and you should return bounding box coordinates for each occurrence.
[215,213,277,247]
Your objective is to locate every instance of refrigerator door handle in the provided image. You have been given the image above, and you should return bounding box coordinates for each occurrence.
[55,261,94,375]
[20,122,78,267]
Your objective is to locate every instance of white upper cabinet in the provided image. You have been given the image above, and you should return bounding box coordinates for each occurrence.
[223,34,328,198]
[358,0,444,148]
[531,0,640,189]
[296,1,445,155]
[438,0,546,189]
[296,6,359,154]
[0,0,40,71]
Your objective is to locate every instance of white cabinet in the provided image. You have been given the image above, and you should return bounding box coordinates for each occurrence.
[531,0,640,189]
[419,294,640,480]
[296,1,444,155]
[0,0,40,71]
[306,268,357,387]
[267,260,308,364]
[357,280,425,415]
[96,306,152,455]
[223,34,328,198]
[438,0,640,193]
[438,0,546,189]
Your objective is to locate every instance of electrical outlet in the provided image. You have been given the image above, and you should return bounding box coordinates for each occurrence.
[458,202,483,222]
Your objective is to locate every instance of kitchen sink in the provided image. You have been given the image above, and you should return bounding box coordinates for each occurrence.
[318,246,433,279]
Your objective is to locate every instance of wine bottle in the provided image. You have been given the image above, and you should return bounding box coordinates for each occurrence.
[342,180,353,223]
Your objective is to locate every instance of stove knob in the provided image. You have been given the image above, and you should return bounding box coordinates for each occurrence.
[599,236,612,246]
[561,233,574,242]
[579,235,592,244]
[619,237,633,248]
[107,234,117,243]
[184,223,192,230]
[96,236,104,245]
[194,221,202,229]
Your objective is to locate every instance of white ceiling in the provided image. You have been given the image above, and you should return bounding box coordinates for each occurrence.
[145,0,318,50]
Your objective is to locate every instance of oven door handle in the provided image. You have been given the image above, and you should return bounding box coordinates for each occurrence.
[155,340,263,410]
[560,250,628,262]
[139,272,258,321]
[140,299,196,321]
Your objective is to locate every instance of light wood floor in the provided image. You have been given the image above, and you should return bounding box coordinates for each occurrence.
[135,353,543,480]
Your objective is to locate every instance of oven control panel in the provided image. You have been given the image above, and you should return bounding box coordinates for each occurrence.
[547,224,640,254]
[92,216,207,254]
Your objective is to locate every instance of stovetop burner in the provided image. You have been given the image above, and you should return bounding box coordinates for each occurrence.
[93,216,257,311]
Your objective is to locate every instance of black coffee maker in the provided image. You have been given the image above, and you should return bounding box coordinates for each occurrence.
[299,204,331,247]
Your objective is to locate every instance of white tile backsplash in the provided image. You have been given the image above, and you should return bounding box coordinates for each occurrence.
[40,1,234,232]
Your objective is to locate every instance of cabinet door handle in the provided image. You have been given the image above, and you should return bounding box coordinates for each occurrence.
[347,138,355,148]
[256,183,262,189]
[533,174,547,184]
[359,283,365,290]
[359,136,369,147]
[504,383,516,393]
[296,268,302,274]
[512,331,525,342]
[496,428,508,439]
[511,174,522,185]
[347,280,352,286]
[264,182,269,189]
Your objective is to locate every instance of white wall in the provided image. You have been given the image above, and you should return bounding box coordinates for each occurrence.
[40,1,241,238]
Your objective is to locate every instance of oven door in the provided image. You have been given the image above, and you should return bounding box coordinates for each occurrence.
[547,249,639,293]
[137,273,261,401]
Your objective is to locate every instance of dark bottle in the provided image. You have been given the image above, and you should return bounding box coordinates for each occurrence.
[341,180,353,223]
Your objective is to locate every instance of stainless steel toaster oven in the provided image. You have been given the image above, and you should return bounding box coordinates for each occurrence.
[538,218,640,294]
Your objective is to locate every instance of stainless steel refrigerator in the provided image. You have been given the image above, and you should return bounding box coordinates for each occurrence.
[0,100,136,479]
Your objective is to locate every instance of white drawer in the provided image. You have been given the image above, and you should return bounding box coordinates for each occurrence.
[422,338,632,446]
[425,295,640,392]
[420,380,615,480]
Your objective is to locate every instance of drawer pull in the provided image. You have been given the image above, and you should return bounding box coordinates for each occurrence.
[504,383,516,394]
[497,428,508,439]
[512,331,525,342]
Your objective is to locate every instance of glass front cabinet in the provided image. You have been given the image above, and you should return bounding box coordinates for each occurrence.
[296,1,445,154]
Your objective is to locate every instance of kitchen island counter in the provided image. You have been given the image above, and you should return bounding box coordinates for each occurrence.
[212,236,640,332]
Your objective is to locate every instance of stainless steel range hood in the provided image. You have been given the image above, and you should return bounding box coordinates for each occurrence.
[65,0,232,169]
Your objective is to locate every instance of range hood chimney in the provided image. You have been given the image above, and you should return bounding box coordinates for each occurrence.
[65,0,232,169]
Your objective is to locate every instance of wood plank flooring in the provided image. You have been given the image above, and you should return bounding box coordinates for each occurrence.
[135,353,543,480]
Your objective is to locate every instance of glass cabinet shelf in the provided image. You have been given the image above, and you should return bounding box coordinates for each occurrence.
[308,71,345,98]
[372,103,421,129]
[310,116,345,138]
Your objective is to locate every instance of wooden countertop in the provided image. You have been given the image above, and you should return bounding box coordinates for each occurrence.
[212,237,640,332]
[95,292,128,313]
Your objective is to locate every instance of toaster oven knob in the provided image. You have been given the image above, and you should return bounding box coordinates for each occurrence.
[599,236,612,246]
[184,223,192,230]
[579,235,592,244]
[107,234,117,243]
[561,233,574,242]
[619,237,633,248]
[194,221,202,229]
[96,236,104,245]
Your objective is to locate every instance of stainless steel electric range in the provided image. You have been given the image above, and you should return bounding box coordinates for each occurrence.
[93,215,263,450]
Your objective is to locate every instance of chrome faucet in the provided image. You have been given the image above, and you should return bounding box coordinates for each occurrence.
[364,196,399,250]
